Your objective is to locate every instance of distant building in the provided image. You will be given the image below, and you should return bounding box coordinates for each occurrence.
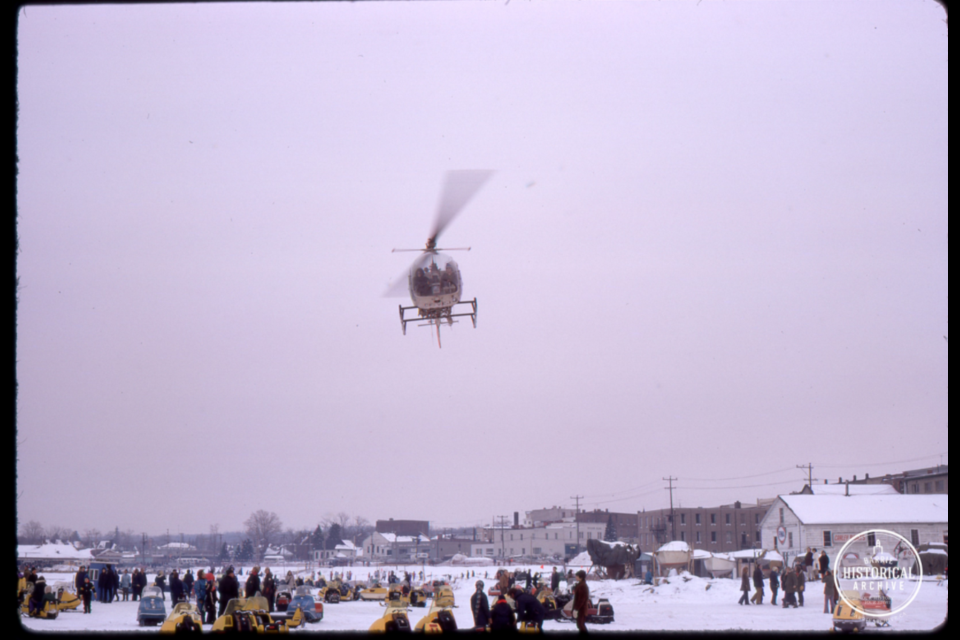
[376,519,430,537]
[637,501,773,553]
[524,507,577,527]
[842,465,948,495]
[576,509,639,542]
[759,493,949,566]
[479,522,605,559]
[362,532,432,563]
[798,482,898,495]
[433,536,478,561]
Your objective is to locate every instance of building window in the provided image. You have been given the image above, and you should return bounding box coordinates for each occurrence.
[867,532,876,547]
[711,532,717,543]
[696,514,701,525]
[726,532,732,544]
[911,530,919,546]
[756,531,761,542]
[711,514,716,525]
[587,532,592,540]
[680,532,686,542]
[779,508,784,524]
[725,514,731,525]
[936,480,944,492]
[681,514,686,525]
[755,514,760,524]
[823,531,832,547]
[924,482,932,493]
[696,532,701,543]
[788,532,793,548]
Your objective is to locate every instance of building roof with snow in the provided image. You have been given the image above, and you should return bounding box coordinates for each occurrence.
[656,541,690,553]
[800,483,899,496]
[774,494,948,525]
[18,541,96,562]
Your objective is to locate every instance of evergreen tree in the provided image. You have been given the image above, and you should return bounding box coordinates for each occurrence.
[309,525,324,550]
[604,515,618,542]
[237,538,255,562]
[218,542,229,562]
[325,524,344,550]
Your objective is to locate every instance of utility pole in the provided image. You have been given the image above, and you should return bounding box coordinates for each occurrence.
[797,463,816,487]
[571,495,584,553]
[663,477,677,541]
[493,516,510,560]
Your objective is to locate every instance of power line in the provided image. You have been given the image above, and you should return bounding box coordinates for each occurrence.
[663,477,677,541]
[812,453,948,470]
[682,467,797,482]
[675,478,803,491]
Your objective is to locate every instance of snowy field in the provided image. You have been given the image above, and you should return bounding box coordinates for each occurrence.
[21,564,948,633]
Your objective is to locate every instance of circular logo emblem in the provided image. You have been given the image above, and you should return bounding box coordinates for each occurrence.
[776,526,787,544]
[834,529,923,618]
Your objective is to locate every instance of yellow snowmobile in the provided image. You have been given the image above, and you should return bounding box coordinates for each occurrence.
[369,601,413,633]
[20,582,59,620]
[211,594,290,633]
[832,590,867,633]
[360,583,390,601]
[52,583,82,612]
[413,586,458,633]
[409,586,428,608]
[535,586,560,620]
[160,602,204,634]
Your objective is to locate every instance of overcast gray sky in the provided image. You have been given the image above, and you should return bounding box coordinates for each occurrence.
[16,1,947,538]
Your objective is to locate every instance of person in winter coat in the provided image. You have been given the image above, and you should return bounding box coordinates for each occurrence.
[489,595,516,631]
[781,566,798,608]
[823,569,837,614]
[183,569,194,596]
[155,571,167,600]
[29,576,48,616]
[818,551,830,578]
[169,570,185,605]
[572,570,590,632]
[513,587,547,630]
[738,568,751,605]
[751,565,765,604]
[551,567,561,593]
[97,567,109,603]
[498,570,511,596]
[245,566,261,598]
[471,580,491,629]
[796,565,806,606]
[769,567,780,606]
[194,572,207,612]
[110,565,120,602]
[218,567,239,617]
[262,568,277,612]
[80,577,94,614]
[120,569,131,601]
[75,566,88,598]
[204,573,218,624]
[134,568,147,601]
[803,548,815,580]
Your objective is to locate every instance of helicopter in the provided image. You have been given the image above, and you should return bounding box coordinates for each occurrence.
[384,170,493,347]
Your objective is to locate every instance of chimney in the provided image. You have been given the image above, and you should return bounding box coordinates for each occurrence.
[514,512,519,527]
[853,475,857,482]
[845,482,850,496]
[865,473,869,480]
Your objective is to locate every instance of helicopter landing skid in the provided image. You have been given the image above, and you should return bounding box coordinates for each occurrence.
[399,299,477,337]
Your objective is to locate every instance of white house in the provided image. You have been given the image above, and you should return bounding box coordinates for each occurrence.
[361,532,431,563]
[481,522,606,559]
[760,493,949,566]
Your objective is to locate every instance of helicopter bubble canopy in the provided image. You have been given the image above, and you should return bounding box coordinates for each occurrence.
[409,253,461,307]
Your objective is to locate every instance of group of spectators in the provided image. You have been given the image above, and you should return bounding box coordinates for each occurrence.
[738,549,838,613]
[469,567,592,632]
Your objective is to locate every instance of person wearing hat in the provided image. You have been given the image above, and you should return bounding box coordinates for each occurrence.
[245,566,260,598]
[489,592,516,631]
[572,570,590,632]
[218,567,239,618]
[513,586,547,631]
[80,577,94,614]
[204,573,218,624]
[470,580,490,630]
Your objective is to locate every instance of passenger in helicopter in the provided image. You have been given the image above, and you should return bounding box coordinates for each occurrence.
[413,268,430,296]
[441,264,458,293]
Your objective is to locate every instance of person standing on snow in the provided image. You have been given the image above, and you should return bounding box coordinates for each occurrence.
[489,594,516,631]
[80,577,94,614]
[738,567,751,605]
[193,571,207,613]
[120,569,131,601]
[751,564,765,604]
[218,566,239,617]
[169,569,185,605]
[572,570,590,632]
[513,587,547,630]
[822,568,838,614]
[245,566,260,598]
[470,580,490,629]
[769,566,780,605]
[262,568,276,612]
[551,567,561,593]
[781,566,798,608]
[796,565,806,606]
[818,550,830,578]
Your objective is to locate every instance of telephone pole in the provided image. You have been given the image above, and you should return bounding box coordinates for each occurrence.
[797,463,816,487]
[571,495,584,553]
[663,477,677,541]
[493,516,510,560]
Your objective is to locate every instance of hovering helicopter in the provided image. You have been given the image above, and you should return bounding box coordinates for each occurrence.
[384,170,494,347]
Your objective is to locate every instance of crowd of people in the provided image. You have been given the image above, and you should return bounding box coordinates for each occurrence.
[737,548,837,613]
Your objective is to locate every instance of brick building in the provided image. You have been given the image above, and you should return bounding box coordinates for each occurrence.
[576,509,639,542]
[637,501,772,553]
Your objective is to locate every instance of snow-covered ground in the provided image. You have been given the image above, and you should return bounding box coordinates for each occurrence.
[21,564,948,632]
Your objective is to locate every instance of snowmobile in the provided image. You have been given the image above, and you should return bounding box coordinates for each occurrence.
[159,601,204,634]
[285,588,323,623]
[413,585,458,633]
[832,590,867,633]
[20,584,60,620]
[535,586,561,620]
[50,582,82,612]
[369,601,413,633]
[137,586,167,626]
[211,594,291,633]
[409,585,428,607]
[559,596,614,624]
[360,583,390,601]
[276,590,291,611]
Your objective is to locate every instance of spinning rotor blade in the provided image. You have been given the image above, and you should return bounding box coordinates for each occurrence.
[383,269,411,298]
[427,170,494,248]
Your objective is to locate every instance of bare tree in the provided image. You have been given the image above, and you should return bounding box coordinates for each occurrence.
[45,524,71,543]
[244,510,283,560]
[337,512,351,530]
[20,520,45,544]
[82,528,102,549]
